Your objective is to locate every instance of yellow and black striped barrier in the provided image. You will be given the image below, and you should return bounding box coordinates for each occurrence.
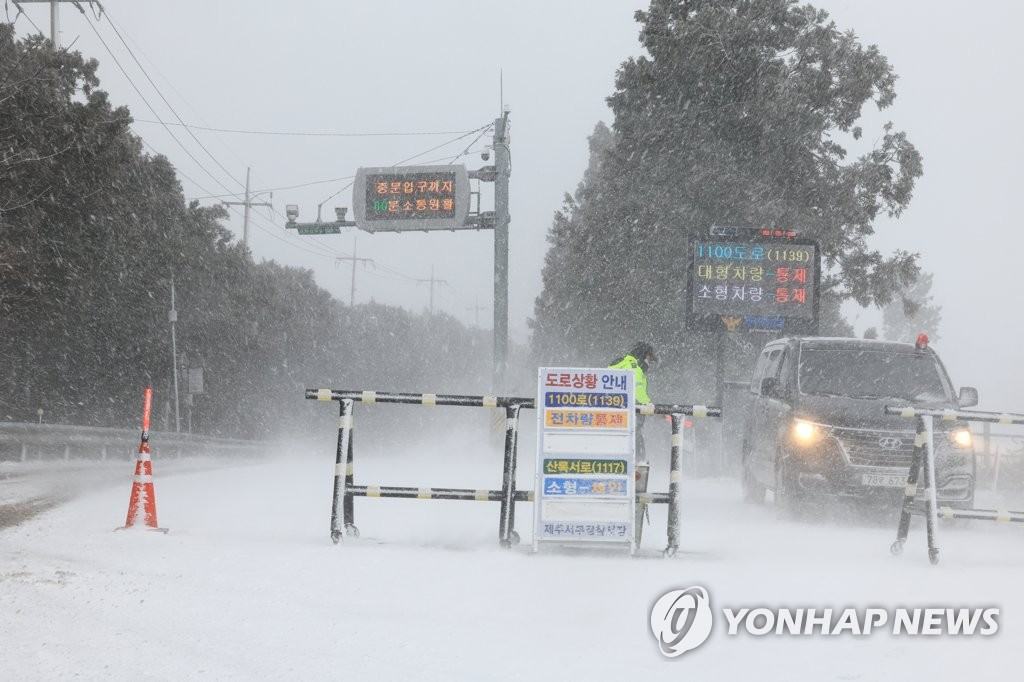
[305,388,720,554]
[886,405,1024,566]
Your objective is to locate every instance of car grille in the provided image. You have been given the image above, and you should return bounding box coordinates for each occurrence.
[830,427,916,468]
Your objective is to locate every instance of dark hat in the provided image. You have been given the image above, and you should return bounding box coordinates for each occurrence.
[630,342,656,361]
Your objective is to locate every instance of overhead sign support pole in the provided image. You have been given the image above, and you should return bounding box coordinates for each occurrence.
[493,109,511,393]
[286,112,512,393]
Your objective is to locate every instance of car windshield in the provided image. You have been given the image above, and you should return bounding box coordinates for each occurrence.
[798,348,950,401]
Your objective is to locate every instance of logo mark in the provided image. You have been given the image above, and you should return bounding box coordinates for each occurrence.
[650,586,714,657]
[721,316,742,332]
[878,437,904,450]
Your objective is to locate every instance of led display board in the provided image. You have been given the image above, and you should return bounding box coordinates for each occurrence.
[352,165,470,232]
[686,235,821,333]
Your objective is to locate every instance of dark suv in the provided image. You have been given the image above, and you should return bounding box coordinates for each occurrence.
[740,337,978,513]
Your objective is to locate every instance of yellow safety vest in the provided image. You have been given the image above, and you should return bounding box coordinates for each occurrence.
[608,354,651,404]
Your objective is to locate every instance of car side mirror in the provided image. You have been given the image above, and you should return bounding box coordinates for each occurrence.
[761,376,779,398]
[958,386,979,408]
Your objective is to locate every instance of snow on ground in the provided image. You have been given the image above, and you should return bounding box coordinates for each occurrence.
[2,435,1024,681]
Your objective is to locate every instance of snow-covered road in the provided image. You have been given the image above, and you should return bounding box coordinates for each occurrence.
[2,441,1022,681]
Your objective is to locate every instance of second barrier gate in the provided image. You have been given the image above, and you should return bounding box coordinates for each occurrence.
[305,388,721,556]
[886,405,1024,565]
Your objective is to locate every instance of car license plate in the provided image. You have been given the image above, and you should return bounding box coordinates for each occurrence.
[861,473,906,488]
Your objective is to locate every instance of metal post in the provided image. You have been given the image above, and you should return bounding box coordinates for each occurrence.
[343,402,358,538]
[350,238,358,306]
[222,167,272,249]
[982,422,992,486]
[498,404,522,548]
[994,445,1001,493]
[50,0,59,47]
[330,399,354,543]
[665,413,684,557]
[714,333,726,475]
[169,277,181,433]
[242,167,251,246]
[492,110,510,393]
[922,415,940,565]
[892,415,927,555]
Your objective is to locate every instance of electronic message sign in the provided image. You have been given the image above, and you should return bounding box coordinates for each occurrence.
[352,165,470,232]
[686,235,821,333]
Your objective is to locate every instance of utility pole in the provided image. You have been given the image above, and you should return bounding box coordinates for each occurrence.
[16,0,95,48]
[493,107,511,392]
[169,277,181,433]
[222,167,273,247]
[415,266,447,316]
[334,237,373,306]
[467,296,488,328]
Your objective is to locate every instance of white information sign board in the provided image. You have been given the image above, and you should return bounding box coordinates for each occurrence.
[533,367,636,553]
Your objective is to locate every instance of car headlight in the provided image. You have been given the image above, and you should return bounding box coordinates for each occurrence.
[791,419,822,444]
[950,428,973,448]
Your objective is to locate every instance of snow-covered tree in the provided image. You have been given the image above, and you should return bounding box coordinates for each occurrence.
[882,272,941,343]
[533,0,921,396]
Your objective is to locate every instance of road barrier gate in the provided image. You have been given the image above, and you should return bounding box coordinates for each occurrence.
[886,405,1024,565]
[305,388,721,556]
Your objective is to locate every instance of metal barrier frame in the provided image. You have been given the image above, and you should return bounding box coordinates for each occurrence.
[305,388,721,556]
[886,406,1024,565]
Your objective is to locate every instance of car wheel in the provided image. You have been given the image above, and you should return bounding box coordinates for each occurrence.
[775,454,806,519]
[741,451,766,504]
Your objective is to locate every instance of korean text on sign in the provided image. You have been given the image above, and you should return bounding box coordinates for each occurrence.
[544,410,629,429]
[541,523,629,538]
[543,459,628,475]
[365,172,457,221]
[543,477,628,496]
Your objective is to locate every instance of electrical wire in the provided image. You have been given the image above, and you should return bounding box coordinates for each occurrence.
[82,16,243,199]
[316,123,492,206]
[446,126,494,165]
[184,145,489,201]
[12,2,459,301]
[98,11,250,171]
[97,9,245,191]
[133,119,484,138]
[8,2,42,34]
[187,175,357,201]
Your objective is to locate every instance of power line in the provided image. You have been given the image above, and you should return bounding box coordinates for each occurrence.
[446,126,495,165]
[81,16,242,198]
[100,14,250,171]
[414,266,448,316]
[133,119,483,138]
[187,174,357,201]
[23,8,439,293]
[184,145,490,201]
[316,123,491,207]
[7,2,43,34]
[335,237,373,306]
[97,9,245,191]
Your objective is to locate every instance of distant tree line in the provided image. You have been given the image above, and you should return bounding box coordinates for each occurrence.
[0,25,492,438]
[531,0,940,401]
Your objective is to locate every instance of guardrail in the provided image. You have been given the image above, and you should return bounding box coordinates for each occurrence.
[305,388,722,556]
[885,406,1024,565]
[0,422,265,461]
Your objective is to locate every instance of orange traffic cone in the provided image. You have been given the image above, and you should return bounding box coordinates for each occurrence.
[118,387,168,533]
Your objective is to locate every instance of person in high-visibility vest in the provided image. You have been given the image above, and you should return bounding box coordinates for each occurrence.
[610,342,658,544]
[609,341,657,406]
[609,342,658,457]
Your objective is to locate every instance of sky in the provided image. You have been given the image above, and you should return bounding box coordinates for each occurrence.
[3,448,1024,679]
[8,0,1024,410]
